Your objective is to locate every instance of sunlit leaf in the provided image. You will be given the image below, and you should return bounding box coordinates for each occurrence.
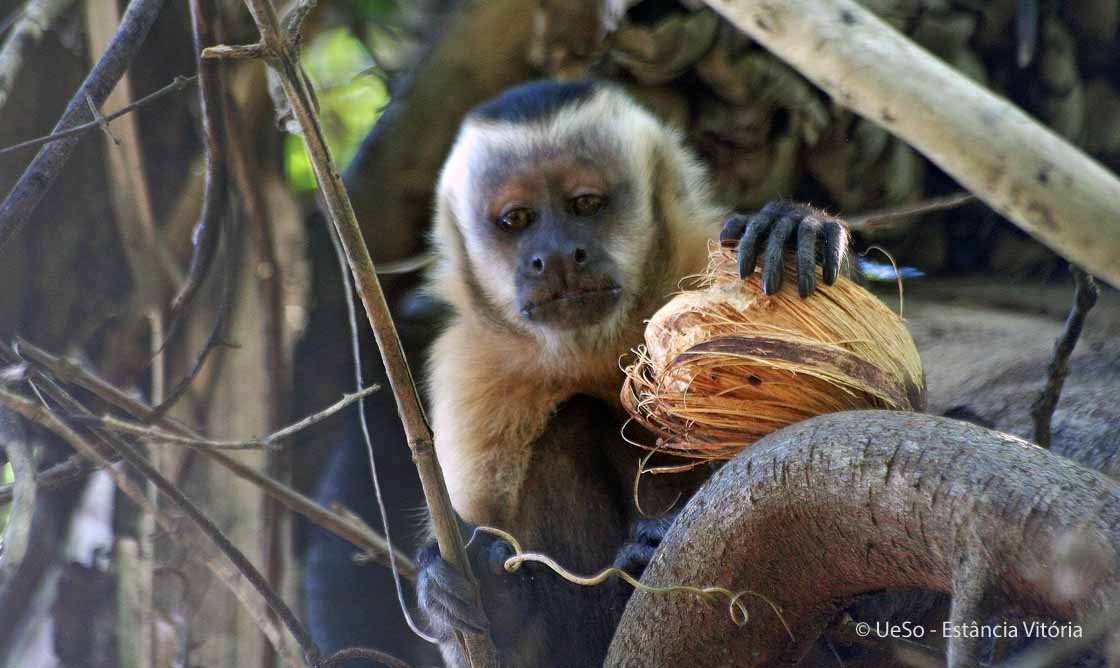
[284,27,391,192]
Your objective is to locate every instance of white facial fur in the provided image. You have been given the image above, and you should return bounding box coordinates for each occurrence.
[429,84,724,366]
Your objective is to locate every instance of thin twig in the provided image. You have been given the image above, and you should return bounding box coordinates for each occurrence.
[99,385,379,449]
[168,0,229,320]
[0,437,416,579]
[85,93,120,145]
[11,338,182,425]
[4,339,415,578]
[1030,266,1099,448]
[210,1,499,663]
[0,75,197,154]
[0,387,151,511]
[152,213,238,416]
[0,0,78,111]
[0,385,321,665]
[329,212,433,639]
[846,191,976,233]
[0,384,305,665]
[0,0,167,252]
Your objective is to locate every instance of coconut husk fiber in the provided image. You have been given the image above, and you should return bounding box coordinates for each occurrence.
[621,246,924,464]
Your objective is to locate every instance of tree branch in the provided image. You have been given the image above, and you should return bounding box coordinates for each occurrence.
[1030,267,1099,448]
[607,411,1120,667]
[167,0,229,319]
[704,0,1120,288]
[0,384,318,666]
[3,338,415,579]
[846,191,976,234]
[0,75,197,157]
[0,0,167,253]
[212,0,499,663]
[97,385,379,449]
[0,454,88,504]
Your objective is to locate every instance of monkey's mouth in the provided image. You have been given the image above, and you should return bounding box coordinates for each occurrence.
[520,283,623,328]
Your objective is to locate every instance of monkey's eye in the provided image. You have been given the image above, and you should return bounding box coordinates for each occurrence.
[571,193,606,217]
[498,208,536,231]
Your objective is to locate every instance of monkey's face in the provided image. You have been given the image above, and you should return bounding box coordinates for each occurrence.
[433,83,688,354]
[479,158,632,331]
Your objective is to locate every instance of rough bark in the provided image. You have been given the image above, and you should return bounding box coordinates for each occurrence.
[607,410,1120,667]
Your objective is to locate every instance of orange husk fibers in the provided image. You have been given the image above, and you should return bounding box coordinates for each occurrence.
[621,246,924,464]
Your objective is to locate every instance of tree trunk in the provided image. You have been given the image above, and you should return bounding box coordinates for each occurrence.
[607,410,1120,667]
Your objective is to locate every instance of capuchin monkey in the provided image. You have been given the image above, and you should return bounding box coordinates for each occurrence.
[416,79,849,667]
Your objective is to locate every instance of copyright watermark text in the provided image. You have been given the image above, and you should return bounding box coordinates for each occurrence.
[853,620,1083,640]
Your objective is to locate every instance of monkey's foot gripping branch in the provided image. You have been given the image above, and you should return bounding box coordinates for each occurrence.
[470,526,793,637]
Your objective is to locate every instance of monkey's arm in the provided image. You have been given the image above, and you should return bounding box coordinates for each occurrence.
[719,200,851,298]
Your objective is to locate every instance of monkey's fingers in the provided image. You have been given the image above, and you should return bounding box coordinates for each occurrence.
[736,214,774,280]
[484,536,516,576]
[417,558,491,635]
[612,541,658,579]
[719,214,749,246]
[761,215,799,294]
[796,216,822,298]
[631,514,675,542]
[822,222,847,285]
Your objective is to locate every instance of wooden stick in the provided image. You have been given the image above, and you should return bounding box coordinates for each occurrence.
[3,339,415,577]
[1030,267,1098,448]
[208,1,499,664]
[0,75,196,158]
[0,0,167,252]
[0,385,316,666]
[97,385,380,448]
[704,0,1120,288]
[846,192,976,233]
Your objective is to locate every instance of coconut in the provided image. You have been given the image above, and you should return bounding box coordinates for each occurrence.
[621,246,924,465]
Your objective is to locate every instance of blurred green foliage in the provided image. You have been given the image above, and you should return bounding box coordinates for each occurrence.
[348,0,398,21]
[284,26,390,192]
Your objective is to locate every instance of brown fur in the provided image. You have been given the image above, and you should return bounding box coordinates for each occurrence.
[423,82,723,667]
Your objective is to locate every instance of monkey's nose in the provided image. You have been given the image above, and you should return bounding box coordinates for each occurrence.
[529,247,588,274]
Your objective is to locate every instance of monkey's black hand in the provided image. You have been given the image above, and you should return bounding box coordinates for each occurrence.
[416,539,509,640]
[720,200,848,297]
[612,514,677,579]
